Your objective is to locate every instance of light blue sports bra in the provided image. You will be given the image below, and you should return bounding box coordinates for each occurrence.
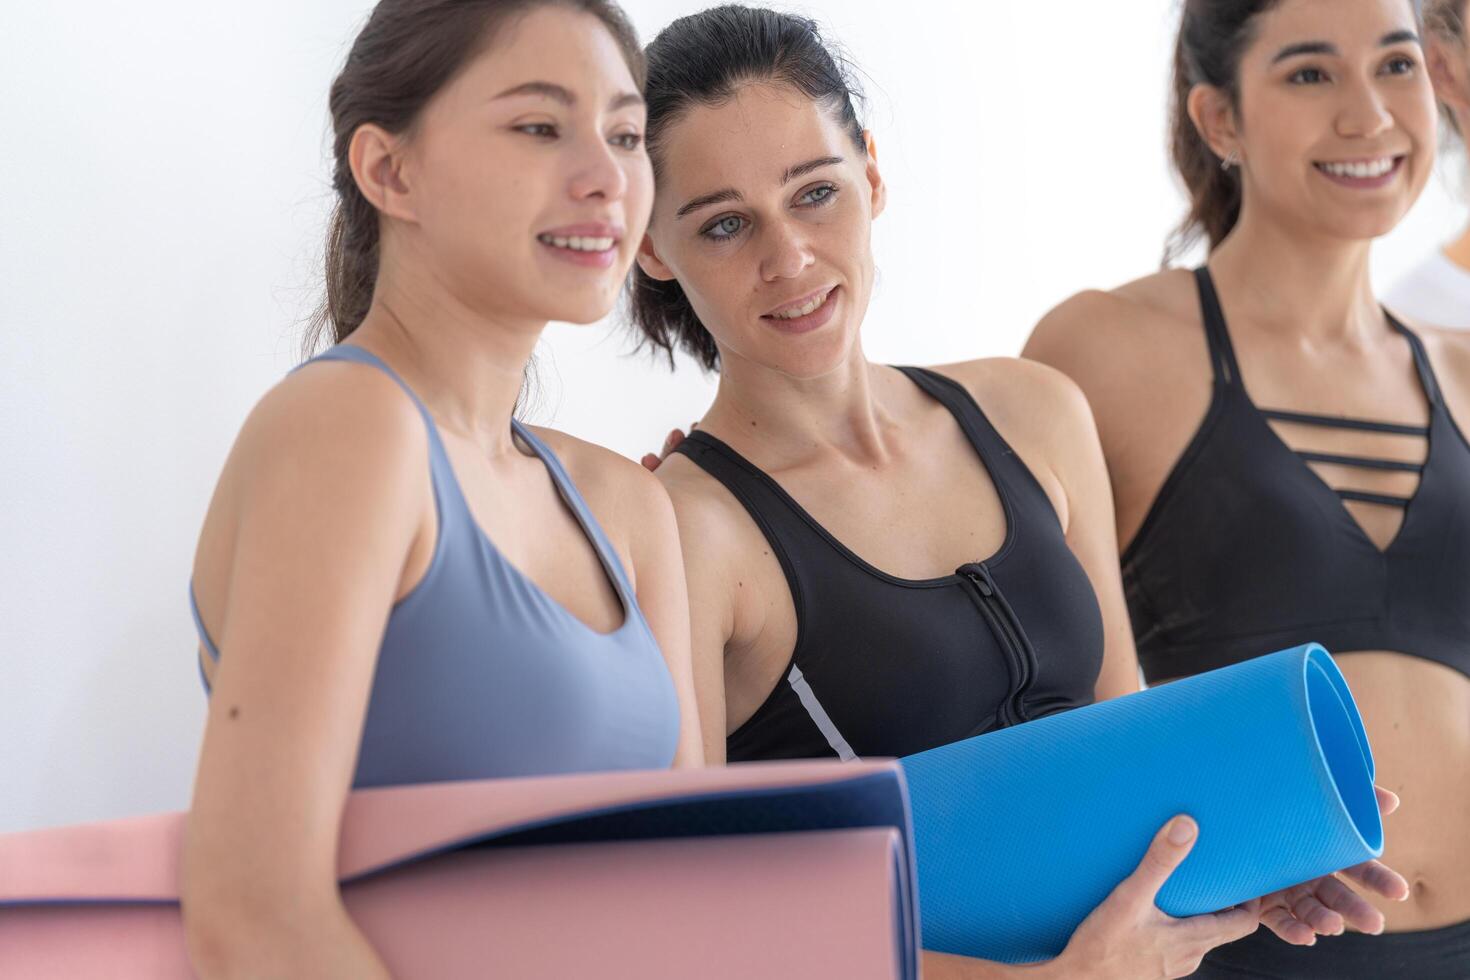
[192,344,681,787]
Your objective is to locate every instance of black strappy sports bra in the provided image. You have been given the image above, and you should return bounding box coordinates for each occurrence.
[1124,267,1470,683]
[674,366,1105,762]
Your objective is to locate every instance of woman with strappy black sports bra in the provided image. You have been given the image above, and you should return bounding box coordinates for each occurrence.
[633,7,1405,979]
[1026,0,1470,976]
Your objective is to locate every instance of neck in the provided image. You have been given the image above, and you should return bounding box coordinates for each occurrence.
[703,341,899,469]
[1444,218,1470,273]
[347,259,544,458]
[1207,202,1381,344]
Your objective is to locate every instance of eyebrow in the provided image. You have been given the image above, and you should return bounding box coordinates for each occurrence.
[1271,30,1422,64]
[491,81,644,111]
[782,155,844,184]
[675,156,845,220]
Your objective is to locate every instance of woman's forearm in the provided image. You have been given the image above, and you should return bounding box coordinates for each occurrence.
[184,895,392,980]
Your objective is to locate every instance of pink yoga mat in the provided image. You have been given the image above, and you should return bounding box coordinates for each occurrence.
[0,760,918,979]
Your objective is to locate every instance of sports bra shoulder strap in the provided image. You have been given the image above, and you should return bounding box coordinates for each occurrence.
[296,344,446,445]
[1387,313,1444,407]
[511,421,639,606]
[896,364,973,412]
[895,366,1015,466]
[1192,266,1242,386]
[670,429,814,602]
[671,430,826,548]
[673,430,786,507]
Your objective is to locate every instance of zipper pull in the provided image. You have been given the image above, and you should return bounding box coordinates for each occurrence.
[957,562,994,596]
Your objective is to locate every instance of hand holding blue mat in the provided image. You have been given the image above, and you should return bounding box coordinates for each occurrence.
[900,644,1382,963]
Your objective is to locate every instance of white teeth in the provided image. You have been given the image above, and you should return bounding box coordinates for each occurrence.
[539,234,616,252]
[1318,157,1395,179]
[769,289,832,320]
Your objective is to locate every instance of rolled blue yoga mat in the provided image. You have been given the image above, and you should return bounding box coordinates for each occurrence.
[900,644,1381,964]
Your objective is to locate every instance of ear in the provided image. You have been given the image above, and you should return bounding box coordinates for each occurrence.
[636,232,677,282]
[862,129,887,219]
[348,123,418,223]
[1187,83,1242,164]
[1427,33,1470,116]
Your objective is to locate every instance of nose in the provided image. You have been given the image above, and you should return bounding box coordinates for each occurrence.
[1335,75,1394,140]
[567,134,629,203]
[759,217,815,282]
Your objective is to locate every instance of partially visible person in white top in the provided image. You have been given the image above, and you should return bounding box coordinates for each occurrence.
[1389,0,1470,328]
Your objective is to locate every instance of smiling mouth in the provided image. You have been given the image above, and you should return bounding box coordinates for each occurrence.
[763,287,835,321]
[1312,155,1405,181]
[536,233,617,253]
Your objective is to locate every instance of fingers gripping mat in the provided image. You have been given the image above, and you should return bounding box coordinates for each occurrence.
[900,645,1382,963]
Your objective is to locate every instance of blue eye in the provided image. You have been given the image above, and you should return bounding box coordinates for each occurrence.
[701,215,746,241]
[1289,66,1327,84]
[801,185,837,206]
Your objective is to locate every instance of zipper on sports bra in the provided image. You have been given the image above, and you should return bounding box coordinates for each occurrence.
[958,562,1038,728]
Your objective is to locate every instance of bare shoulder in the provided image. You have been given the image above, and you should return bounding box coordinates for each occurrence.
[1025,267,1200,370]
[652,450,751,554]
[932,355,1082,402]
[226,356,430,508]
[923,358,1100,517]
[193,355,432,624]
[524,425,678,533]
[929,356,1093,438]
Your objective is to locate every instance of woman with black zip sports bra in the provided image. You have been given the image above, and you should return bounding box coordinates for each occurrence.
[1026,0,1469,976]
[632,7,1404,979]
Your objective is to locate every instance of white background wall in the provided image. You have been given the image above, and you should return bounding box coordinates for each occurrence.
[1,0,1462,832]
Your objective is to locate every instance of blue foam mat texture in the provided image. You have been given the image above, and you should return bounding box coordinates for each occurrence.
[900,644,1382,963]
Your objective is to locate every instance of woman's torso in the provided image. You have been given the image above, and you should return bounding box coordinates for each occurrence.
[192,344,680,787]
[665,363,1105,762]
[1039,267,1470,930]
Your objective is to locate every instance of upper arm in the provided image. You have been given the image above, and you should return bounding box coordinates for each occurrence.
[619,463,706,769]
[1035,371,1142,701]
[185,367,427,917]
[657,461,741,766]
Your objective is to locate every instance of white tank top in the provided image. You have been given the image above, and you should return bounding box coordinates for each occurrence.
[1386,249,1470,330]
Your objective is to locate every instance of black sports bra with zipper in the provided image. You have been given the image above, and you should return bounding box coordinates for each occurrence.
[1124,267,1470,683]
[673,366,1105,762]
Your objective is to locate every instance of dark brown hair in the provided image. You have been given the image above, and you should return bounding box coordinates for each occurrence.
[1165,0,1424,263]
[630,5,866,373]
[304,0,644,356]
[1165,0,1282,263]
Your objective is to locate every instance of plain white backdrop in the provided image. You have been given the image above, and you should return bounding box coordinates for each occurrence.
[1,0,1462,832]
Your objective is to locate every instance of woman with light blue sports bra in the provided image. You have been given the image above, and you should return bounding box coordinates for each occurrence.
[181,1,701,976]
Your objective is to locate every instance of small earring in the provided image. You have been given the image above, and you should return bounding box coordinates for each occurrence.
[1220,149,1239,172]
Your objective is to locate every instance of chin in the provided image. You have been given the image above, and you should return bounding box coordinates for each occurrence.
[1317,211,1411,244]
[545,293,620,326]
[762,334,856,381]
